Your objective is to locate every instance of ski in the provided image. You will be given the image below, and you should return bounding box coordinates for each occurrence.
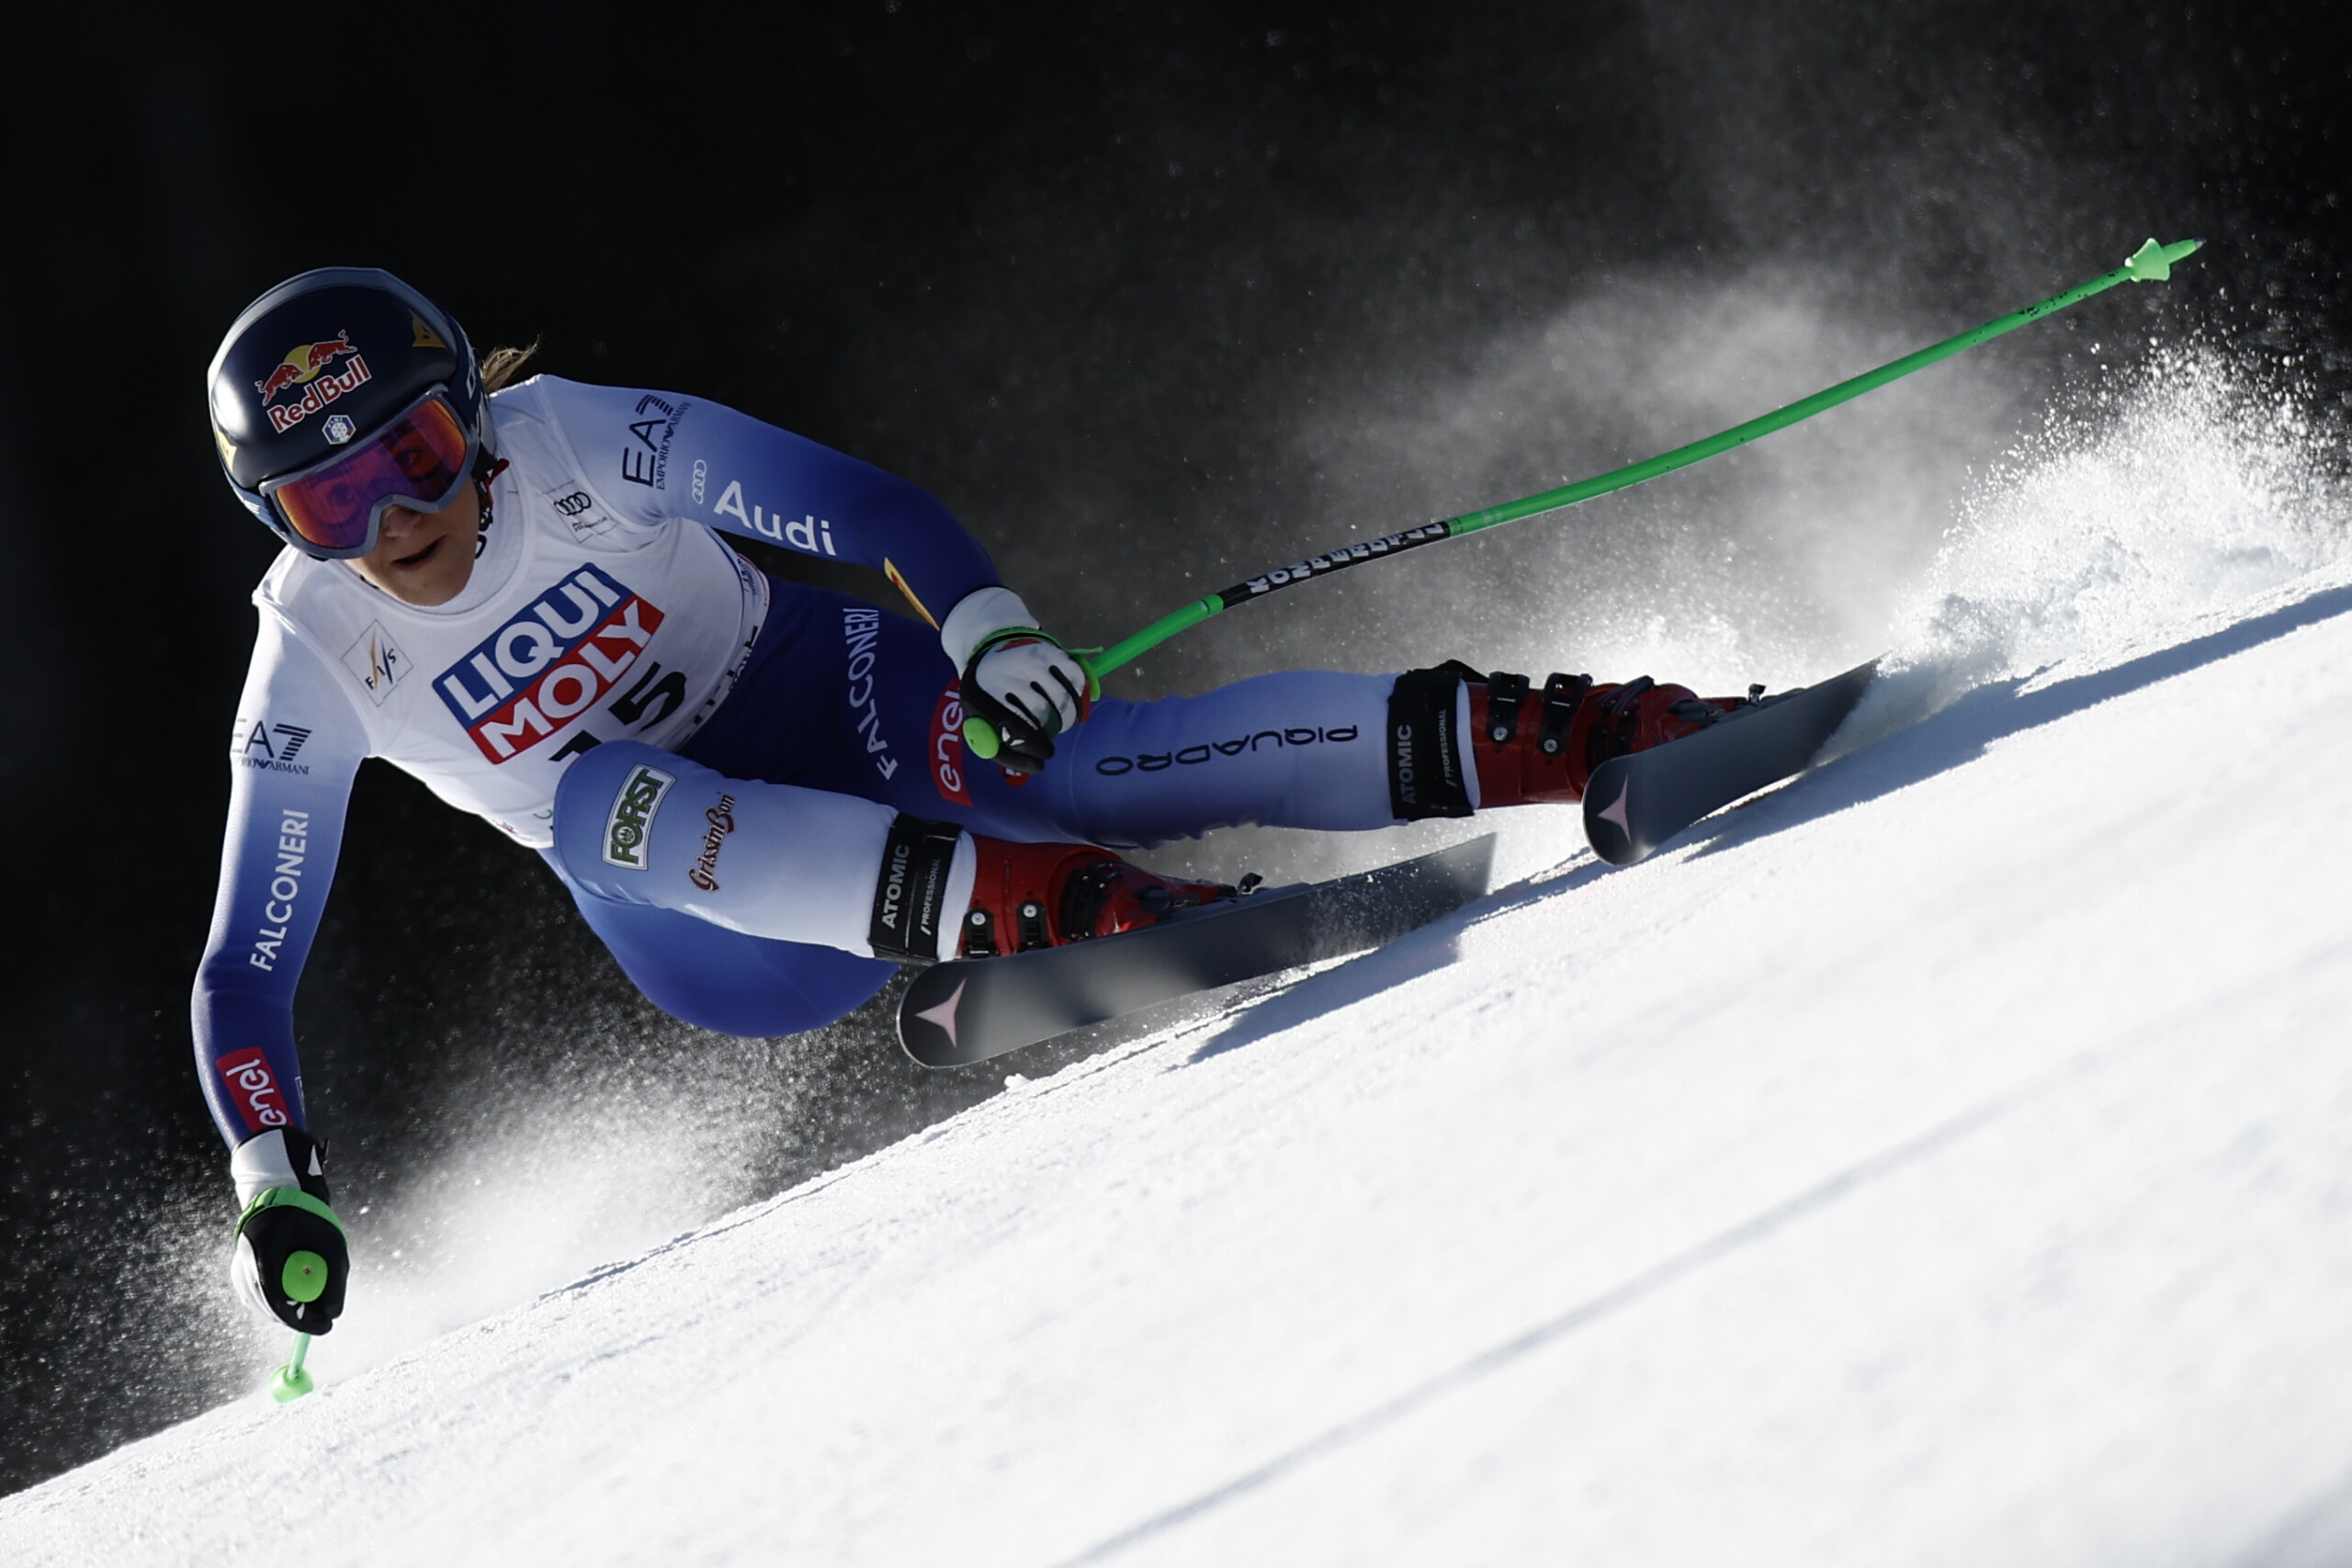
[1582,659,1879,866]
[899,835,1497,1067]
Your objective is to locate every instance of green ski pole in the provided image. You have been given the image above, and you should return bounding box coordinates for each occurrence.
[963,236,2201,760]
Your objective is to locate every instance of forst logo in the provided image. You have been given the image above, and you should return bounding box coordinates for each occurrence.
[215,1048,290,1133]
[435,566,667,761]
[253,330,370,434]
[602,763,675,870]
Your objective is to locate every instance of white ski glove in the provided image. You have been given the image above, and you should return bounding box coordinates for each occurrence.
[941,586,1093,773]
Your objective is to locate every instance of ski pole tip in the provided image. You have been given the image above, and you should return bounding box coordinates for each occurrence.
[268,1331,315,1403]
[2125,236,2205,282]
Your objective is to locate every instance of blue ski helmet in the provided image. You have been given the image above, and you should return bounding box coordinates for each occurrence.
[208,268,492,558]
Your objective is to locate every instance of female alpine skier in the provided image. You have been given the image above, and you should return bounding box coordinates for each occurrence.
[199,268,1733,1336]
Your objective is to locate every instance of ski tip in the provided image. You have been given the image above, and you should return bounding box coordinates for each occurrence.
[899,969,972,1067]
[1582,765,1649,866]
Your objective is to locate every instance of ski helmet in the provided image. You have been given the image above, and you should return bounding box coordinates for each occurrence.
[208,267,493,559]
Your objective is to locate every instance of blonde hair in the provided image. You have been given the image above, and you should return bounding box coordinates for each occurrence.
[481,338,542,393]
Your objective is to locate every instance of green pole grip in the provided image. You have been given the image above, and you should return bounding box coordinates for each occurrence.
[1082,596,1225,684]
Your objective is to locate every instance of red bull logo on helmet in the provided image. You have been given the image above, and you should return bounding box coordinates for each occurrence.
[254,330,371,434]
[435,566,668,762]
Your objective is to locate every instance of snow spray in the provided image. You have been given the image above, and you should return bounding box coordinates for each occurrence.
[1827,340,2352,752]
[961,237,2206,768]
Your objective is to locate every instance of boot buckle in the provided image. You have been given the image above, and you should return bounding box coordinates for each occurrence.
[1537,673,1592,757]
[1485,671,1530,743]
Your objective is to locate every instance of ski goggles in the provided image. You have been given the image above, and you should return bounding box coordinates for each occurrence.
[258,387,479,558]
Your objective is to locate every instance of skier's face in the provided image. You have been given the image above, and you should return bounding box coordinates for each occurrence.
[348,483,481,606]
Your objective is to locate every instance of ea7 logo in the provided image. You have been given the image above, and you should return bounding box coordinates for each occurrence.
[620,394,686,489]
[435,567,667,761]
[234,718,315,773]
[603,763,675,870]
[235,719,313,761]
[215,1048,290,1133]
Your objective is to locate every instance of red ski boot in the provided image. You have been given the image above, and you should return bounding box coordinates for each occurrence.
[959,837,1238,956]
[1469,671,1756,806]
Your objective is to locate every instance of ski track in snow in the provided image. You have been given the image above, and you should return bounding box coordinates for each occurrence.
[10,367,2352,1563]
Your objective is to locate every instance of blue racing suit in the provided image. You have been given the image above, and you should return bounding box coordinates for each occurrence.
[193,377,1419,1149]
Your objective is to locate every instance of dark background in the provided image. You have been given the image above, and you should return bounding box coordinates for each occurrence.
[2,0,2345,1495]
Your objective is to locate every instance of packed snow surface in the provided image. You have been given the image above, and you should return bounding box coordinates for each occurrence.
[10,361,2352,1564]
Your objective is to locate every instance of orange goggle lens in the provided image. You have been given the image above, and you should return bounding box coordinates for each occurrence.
[268,395,473,553]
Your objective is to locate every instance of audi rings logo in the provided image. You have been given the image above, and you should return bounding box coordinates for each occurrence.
[1094,725,1358,774]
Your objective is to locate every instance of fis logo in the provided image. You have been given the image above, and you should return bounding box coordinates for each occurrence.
[254,330,371,434]
[215,1048,291,1133]
[435,567,667,761]
[603,763,675,870]
[341,619,409,705]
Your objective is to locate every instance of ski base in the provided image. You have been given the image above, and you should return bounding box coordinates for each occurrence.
[1582,659,1878,866]
[898,835,1496,1067]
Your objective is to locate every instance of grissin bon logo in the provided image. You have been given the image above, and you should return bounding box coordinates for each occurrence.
[215,1048,291,1133]
[435,566,667,761]
[687,794,737,891]
[254,330,370,434]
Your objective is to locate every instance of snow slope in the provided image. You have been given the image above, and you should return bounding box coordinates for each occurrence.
[10,380,2352,1566]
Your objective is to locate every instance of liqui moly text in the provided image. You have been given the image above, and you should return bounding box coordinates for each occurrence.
[435,567,667,761]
